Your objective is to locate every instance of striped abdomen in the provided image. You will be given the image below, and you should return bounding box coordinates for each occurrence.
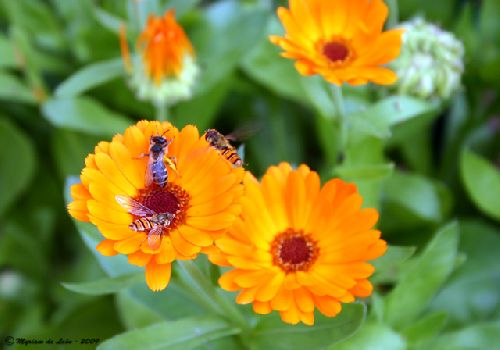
[129,217,154,232]
[220,147,243,167]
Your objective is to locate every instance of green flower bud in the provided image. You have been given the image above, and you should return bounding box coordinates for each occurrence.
[391,17,464,100]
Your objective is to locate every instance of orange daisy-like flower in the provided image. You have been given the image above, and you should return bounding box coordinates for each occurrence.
[209,163,386,325]
[120,10,199,105]
[270,0,404,86]
[67,121,243,291]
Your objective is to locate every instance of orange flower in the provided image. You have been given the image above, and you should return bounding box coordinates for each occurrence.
[209,163,386,325]
[120,10,199,105]
[68,121,243,291]
[270,0,404,86]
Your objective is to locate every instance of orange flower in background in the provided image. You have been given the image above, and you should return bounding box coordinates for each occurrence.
[68,121,243,291]
[209,163,386,325]
[120,10,199,105]
[270,0,404,86]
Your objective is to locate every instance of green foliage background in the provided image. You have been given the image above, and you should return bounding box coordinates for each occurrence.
[0,0,499,349]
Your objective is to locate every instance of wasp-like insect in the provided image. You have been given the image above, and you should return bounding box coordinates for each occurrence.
[115,195,175,250]
[204,128,243,167]
[136,131,176,188]
[146,134,172,188]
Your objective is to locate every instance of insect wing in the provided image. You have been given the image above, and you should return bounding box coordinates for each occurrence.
[115,195,155,216]
[145,155,155,187]
[147,225,162,250]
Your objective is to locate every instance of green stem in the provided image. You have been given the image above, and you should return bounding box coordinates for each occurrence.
[175,260,250,332]
[155,102,168,122]
[386,0,399,29]
[331,85,347,160]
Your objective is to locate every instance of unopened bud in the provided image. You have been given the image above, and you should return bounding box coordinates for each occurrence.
[391,17,464,100]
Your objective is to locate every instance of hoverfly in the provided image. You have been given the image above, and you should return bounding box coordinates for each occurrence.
[204,128,243,167]
[115,195,175,250]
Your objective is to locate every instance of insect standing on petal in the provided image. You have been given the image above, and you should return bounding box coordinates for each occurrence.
[115,195,175,250]
[136,130,177,188]
[204,128,243,167]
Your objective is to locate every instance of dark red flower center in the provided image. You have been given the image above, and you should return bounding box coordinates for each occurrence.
[137,183,190,233]
[323,41,349,63]
[142,190,179,214]
[271,229,319,273]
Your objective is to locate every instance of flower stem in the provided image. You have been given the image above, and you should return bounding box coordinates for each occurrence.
[175,260,250,332]
[155,102,168,122]
[386,0,399,29]
[331,85,347,159]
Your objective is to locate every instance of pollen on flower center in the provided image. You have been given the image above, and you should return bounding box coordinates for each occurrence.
[142,190,179,214]
[271,229,319,273]
[138,183,190,232]
[323,41,350,63]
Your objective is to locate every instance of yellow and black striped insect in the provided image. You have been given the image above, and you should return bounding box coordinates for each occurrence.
[115,195,175,250]
[204,128,243,167]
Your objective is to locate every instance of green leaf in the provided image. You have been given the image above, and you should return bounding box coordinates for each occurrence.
[97,316,240,350]
[0,118,36,218]
[126,282,205,321]
[173,75,232,130]
[51,129,101,177]
[301,76,335,118]
[0,71,36,103]
[0,34,17,68]
[241,17,306,103]
[384,222,459,329]
[93,7,124,34]
[342,134,386,209]
[334,163,394,181]
[250,303,365,350]
[42,97,132,135]
[1,0,64,50]
[164,0,202,18]
[192,2,267,95]
[460,149,500,221]
[372,245,416,284]
[429,220,500,327]
[349,96,438,139]
[382,171,452,224]
[51,297,124,343]
[55,58,124,98]
[428,322,500,350]
[115,291,164,330]
[332,322,406,350]
[401,312,448,349]
[62,273,143,296]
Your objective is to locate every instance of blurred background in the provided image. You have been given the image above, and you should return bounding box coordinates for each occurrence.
[0,0,499,347]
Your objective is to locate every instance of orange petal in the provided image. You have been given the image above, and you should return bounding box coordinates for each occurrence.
[96,239,118,256]
[155,236,177,264]
[145,261,171,291]
[253,301,272,315]
[114,234,144,254]
[128,250,152,266]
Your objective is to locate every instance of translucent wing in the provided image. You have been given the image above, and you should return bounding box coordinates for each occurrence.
[115,195,155,216]
[226,121,263,142]
[145,155,155,187]
[147,225,162,250]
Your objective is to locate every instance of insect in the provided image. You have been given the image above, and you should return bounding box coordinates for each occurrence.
[115,195,175,250]
[136,131,176,188]
[204,128,243,167]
